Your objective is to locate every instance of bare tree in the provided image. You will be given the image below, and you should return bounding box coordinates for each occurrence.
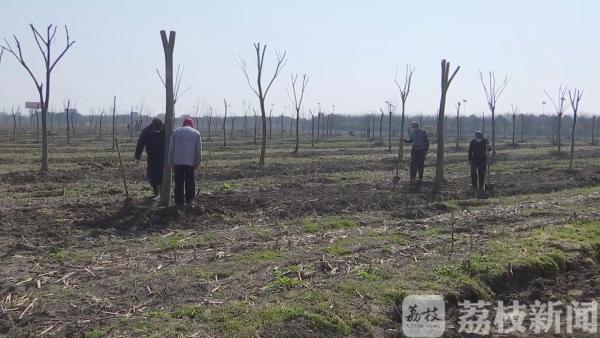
[11,107,19,140]
[111,96,116,150]
[65,100,71,144]
[316,104,322,140]
[97,110,104,138]
[386,101,393,151]
[230,113,236,139]
[568,88,583,171]
[510,104,519,145]
[592,116,596,144]
[269,104,273,140]
[435,59,460,186]
[253,107,258,144]
[158,30,176,206]
[207,106,213,142]
[223,98,228,147]
[2,24,75,172]
[520,113,526,143]
[287,73,309,154]
[479,71,509,157]
[454,101,461,149]
[310,109,315,147]
[544,85,568,152]
[394,65,414,170]
[379,109,384,144]
[237,42,287,166]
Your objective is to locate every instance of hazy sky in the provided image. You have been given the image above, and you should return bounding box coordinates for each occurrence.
[0,0,597,117]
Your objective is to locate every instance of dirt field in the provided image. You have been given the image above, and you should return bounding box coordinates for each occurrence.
[1,132,600,337]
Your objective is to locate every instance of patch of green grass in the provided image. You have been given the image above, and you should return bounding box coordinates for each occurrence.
[173,305,206,320]
[299,216,358,233]
[47,247,94,263]
[274,275,303,288]
[325,242,353,256]
[220,181,233,190]
[237,249,285,263]
[150,231,219,251]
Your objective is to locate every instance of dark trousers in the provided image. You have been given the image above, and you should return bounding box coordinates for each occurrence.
[471,161,487,188]
[410,148,427,181]
[174,165,195,205]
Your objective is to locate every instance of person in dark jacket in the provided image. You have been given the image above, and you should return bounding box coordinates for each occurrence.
[135,118,165,198]
[404,121,430,184]
[468,131,491,190]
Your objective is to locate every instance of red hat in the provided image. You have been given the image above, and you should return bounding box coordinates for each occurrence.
[183,117,193,127]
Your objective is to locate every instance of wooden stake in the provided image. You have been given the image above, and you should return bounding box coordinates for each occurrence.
[115,137,130,200]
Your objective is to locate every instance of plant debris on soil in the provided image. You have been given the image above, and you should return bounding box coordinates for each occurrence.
[1,135,600,337]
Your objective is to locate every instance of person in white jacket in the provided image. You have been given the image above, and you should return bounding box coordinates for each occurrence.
[169,118,202,206]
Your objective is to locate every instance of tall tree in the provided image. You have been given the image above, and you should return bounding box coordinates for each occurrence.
[568,88,583,171]
[479,71,509,157]
[544,85,568,152]
[237,43,287,166]
[2,24,75,172]
[394,65,414,168]
[435,59,460,186]
[287,73,309,154]
[158,30,176,206]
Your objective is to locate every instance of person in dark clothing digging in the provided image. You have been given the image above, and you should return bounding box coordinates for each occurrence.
[468,131,491,191]
[404,121,430,185]
[135,118,165,199]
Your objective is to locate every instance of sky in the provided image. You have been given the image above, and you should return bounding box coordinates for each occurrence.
[0,0,597,117]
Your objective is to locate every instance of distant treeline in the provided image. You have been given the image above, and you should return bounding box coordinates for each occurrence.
[0,111,597,141]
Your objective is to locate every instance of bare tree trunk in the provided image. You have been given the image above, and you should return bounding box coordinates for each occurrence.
[388,109,392,151]
[568,89,583,170]
[112,97,116,150]
[557,114,562,152]
[260,99,267,166]
[317,112,321,140]
[130,108,133,141]
[512,114,516,145]
[521,115,525,142]
[223,99,227,148]
[230,115,235,139]
[208,115,212,142]
[66,107,70,144]
[12,109,16,140]
[435,60,460,186]
[280,114,284,139]
[569,113,576,170]
[379,112,383,144]
[254,113,258,144]
[269,111,272,140]
[99,113,103,138]
[159,30,176,206]
[399,102,406,163]
[371,114,375,141]
[311,114,315,147]
[295,113,300,152]
[491,109,496,154]
[592,116,596,144]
